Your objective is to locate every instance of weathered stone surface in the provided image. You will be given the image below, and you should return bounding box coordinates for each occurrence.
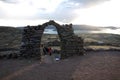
[20,20,84,59]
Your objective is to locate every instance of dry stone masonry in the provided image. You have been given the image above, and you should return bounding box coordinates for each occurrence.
[20,20,84,59]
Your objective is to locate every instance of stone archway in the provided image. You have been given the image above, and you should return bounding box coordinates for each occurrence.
[20,20,84,59]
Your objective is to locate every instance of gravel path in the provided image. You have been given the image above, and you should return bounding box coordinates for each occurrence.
[0,51,120,80]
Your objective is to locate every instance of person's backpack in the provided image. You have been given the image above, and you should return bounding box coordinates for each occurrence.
[45,47,48,52]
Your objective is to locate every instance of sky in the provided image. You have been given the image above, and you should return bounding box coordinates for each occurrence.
[0,0,120,27]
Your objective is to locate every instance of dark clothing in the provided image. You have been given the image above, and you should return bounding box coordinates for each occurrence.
[43,47,48,55]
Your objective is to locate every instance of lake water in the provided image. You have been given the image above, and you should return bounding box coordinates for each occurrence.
[44,29,120,35]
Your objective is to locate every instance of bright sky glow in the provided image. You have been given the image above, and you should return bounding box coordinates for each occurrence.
[72,0,120,27]
[0,0,120,27]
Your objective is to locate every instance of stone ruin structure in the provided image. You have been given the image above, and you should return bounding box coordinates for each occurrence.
[20,20,84,59]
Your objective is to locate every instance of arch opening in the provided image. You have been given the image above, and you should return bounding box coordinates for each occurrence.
[41,25,61,57]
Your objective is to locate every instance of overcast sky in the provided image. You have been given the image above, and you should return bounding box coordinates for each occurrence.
[0,0,120,27]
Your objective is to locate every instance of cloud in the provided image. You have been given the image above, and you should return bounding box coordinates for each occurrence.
[36,3,78,23]
[67,0,110,7]
[49,0,111,22]
[38,0,110,22]
[72,0,120,27]
[0,0,77,22]
[0,1,39,19]
[0,0,113,26]
[0,0,66,19]
[0,0,19,4]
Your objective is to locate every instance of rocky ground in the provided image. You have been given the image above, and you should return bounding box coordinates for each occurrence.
[0,51,120,80]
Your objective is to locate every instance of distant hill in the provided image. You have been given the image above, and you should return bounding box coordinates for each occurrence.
[42,24,102,31]
[77,33,120,44]
[101,26,120,30]
[16,25,120,33]
[16,27,24,30]
[0,26,120,50]
[0,26,22,49]
[72,25,101,31]
[33,24,120,35]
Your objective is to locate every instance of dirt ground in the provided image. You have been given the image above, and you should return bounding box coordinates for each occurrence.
[0,51,120,80]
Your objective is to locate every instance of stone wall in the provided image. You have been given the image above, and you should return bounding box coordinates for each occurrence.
[20,20,84,59]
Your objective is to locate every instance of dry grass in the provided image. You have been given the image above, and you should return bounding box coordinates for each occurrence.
[86,45,120,50]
